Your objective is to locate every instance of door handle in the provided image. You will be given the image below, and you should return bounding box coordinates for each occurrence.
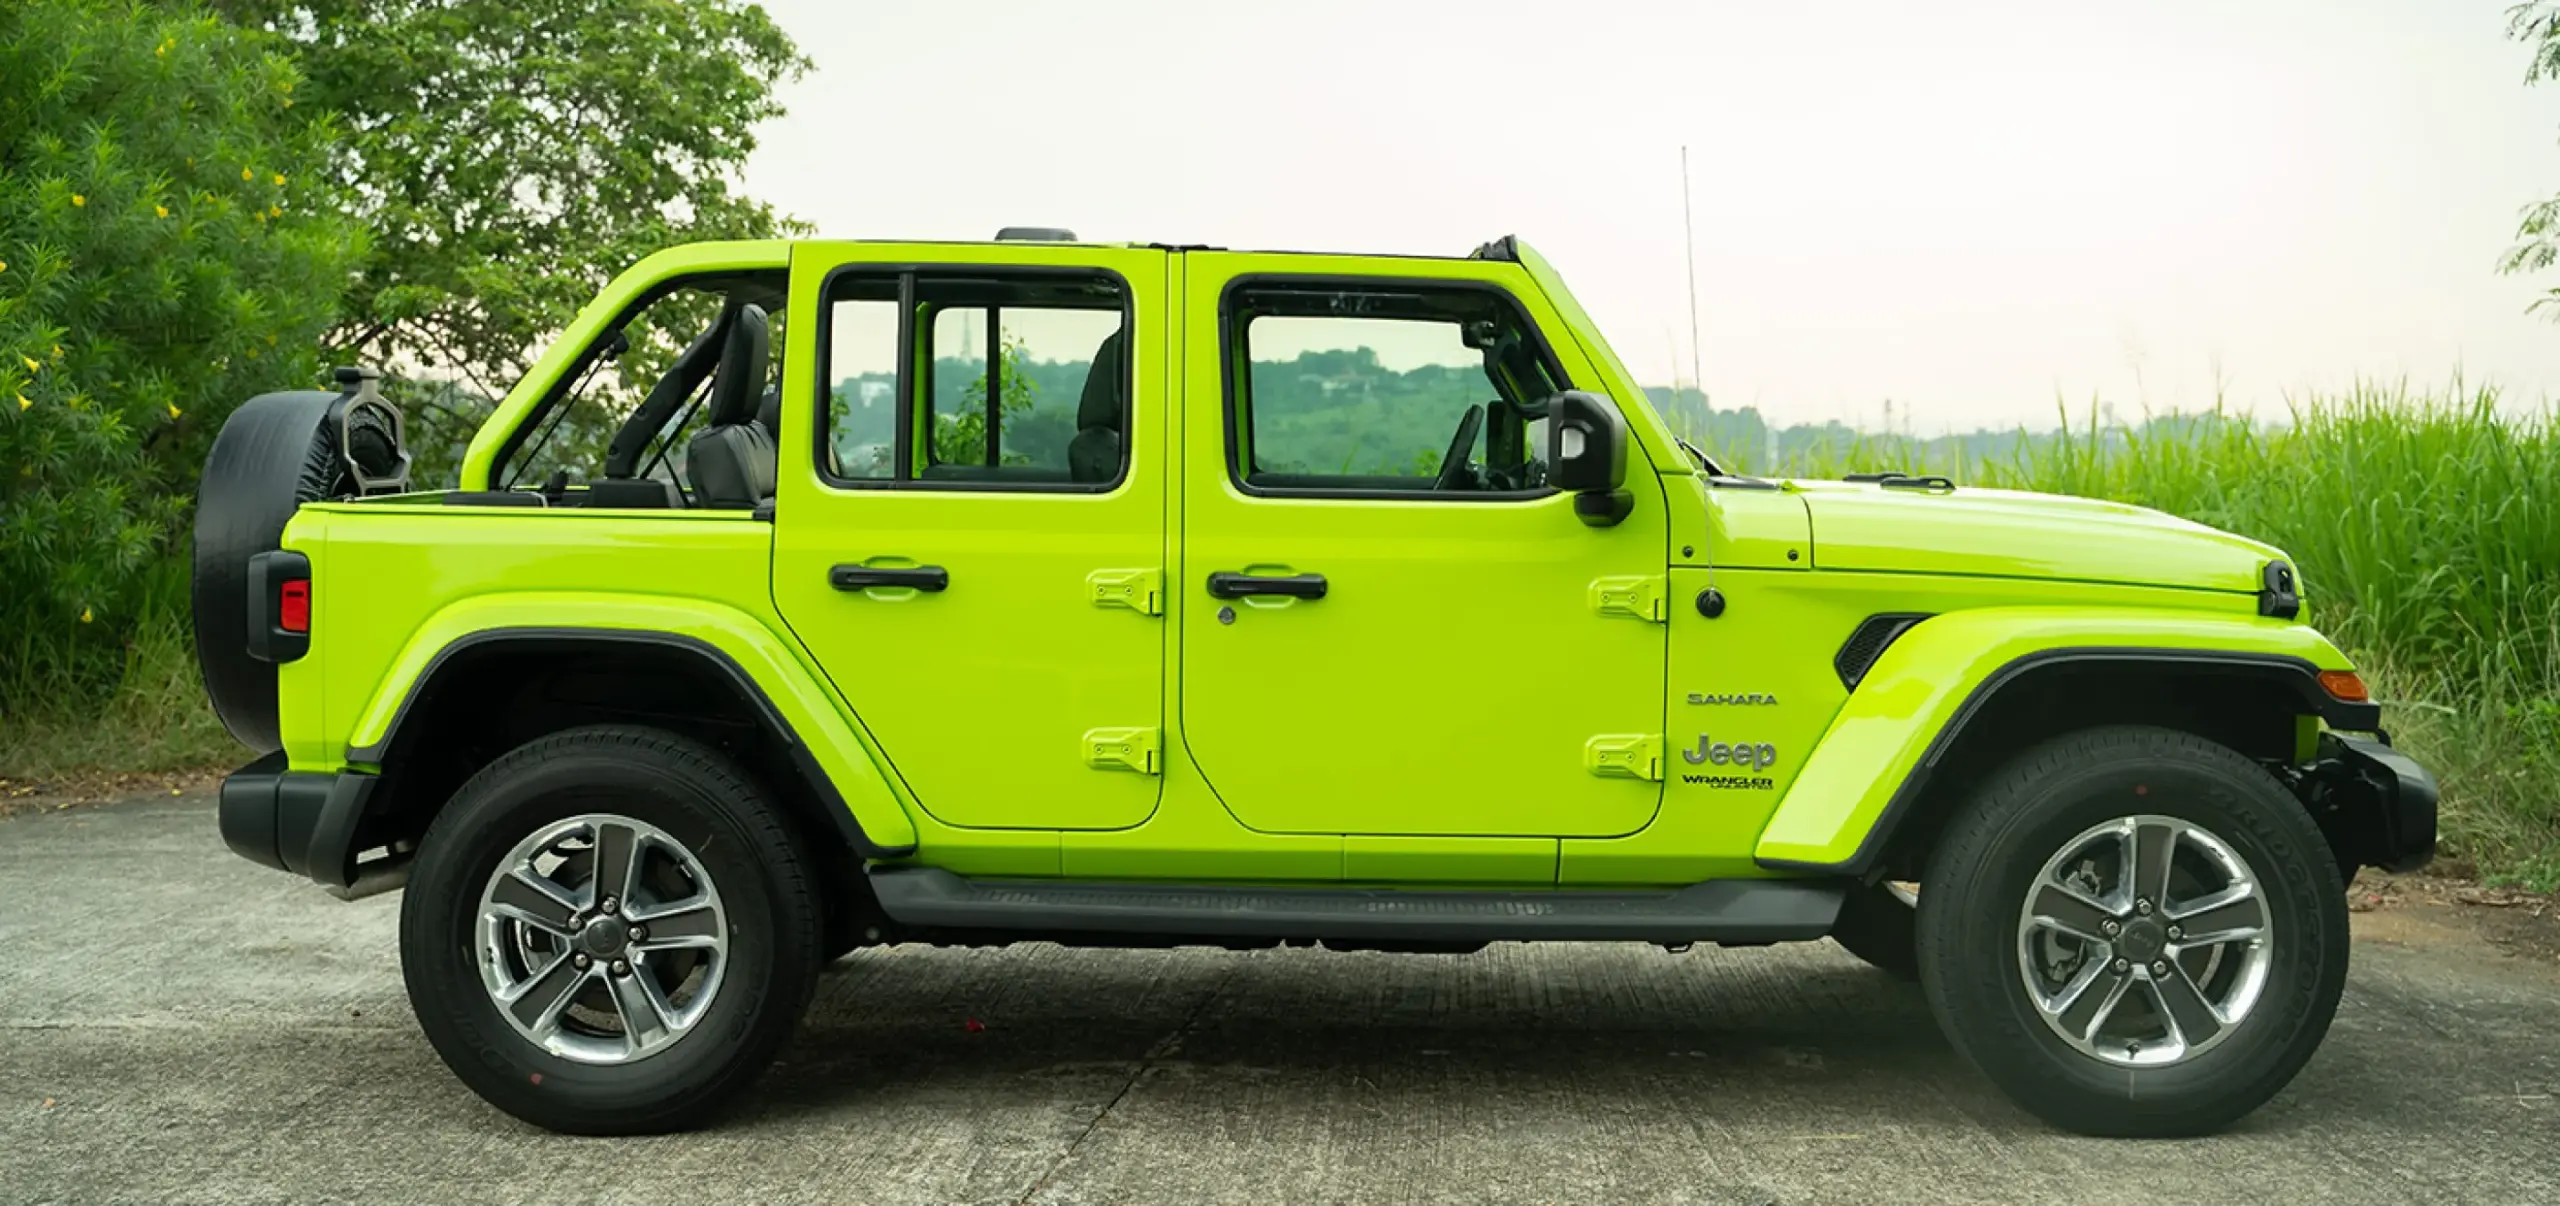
[830,564,949,592]
[1206,571,1327,600]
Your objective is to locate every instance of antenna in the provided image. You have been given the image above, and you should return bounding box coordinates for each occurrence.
[1680,145,1707,421]
[1680,144,1727,621]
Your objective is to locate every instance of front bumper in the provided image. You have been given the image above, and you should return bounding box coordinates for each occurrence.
[218,752,381,890]
[2308,734,2439,873]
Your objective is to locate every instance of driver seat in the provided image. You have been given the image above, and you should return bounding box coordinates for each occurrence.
[684,304,775,508]
[1066,329,1126,484]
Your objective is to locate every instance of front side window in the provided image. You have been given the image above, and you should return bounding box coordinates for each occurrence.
[1226,281,1563,495]
[822,270,1129,489]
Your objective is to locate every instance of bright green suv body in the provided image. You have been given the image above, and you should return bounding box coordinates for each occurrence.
[202,234,2435,1137]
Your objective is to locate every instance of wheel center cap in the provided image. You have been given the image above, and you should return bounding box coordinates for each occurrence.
[2118,919,2167,963]
[578,916,630,957]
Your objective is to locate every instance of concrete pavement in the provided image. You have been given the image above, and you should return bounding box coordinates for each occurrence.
[3,796,2555,1205]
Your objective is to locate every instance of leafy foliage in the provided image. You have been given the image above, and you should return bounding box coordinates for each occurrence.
[0,0,359,702]
[2502,1,2560,314]
[930,336,1041,468]
[206,0,809,401]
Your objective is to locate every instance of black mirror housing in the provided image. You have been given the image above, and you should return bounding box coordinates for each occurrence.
[1546,390,1632,526]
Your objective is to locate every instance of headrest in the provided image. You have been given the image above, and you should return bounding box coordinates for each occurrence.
[706,303,769,427]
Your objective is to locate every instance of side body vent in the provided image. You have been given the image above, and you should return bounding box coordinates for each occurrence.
[1834,613,1934,690]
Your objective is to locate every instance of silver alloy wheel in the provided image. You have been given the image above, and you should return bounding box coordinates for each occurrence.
[476,813,729,1065]
[2016,814,2274,1068]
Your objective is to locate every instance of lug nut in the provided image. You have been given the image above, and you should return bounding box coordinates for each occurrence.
[572,953,592,970]
[2112,958,2130,973]
[2166,925,2183,940]
[2135,899,2154,916]
[2100,919,2121,936]
[609,959,630,977]
[2150,960,2169,977]
[599,895,618,915]
[629,925,648,942]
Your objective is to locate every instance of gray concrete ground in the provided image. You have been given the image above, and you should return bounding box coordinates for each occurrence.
[3,797,2556,1206]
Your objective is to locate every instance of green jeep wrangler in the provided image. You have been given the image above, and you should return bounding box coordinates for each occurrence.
[192,232,2435,1138]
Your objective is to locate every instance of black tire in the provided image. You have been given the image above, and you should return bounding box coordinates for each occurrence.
[1828,882,1919,980]
[1916,724,2349,1137]
[400,726,822,1135]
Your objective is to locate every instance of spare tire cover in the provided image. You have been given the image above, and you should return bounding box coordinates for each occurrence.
[192,390,350,754]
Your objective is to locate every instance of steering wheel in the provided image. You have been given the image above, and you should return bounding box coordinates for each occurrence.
[1434,403,1485,491]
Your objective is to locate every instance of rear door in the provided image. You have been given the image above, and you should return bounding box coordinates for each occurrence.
[772,243,1169,830]
[1174,252,1671,840]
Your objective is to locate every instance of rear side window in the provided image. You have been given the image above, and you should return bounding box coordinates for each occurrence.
[1224,280,1563,496]
[498,276,787,492]
[821,270,1129,490]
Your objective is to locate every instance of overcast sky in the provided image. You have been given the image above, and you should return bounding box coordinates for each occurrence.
[744,0,2560,430]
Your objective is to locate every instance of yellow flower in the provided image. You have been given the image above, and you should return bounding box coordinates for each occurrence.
[156,205,170,219]
[166,402,183,419]
[14,395,28,411]
[268,205,282,217]
[0,260,8,272]
[20,356,38,374]
[241,167,254,181]
[79,607,93,624]
[70,194,85,207]
[271,173,285,186]
[50,345,62,360]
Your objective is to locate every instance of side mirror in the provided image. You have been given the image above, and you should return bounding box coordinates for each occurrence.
[1546,390,1631,527]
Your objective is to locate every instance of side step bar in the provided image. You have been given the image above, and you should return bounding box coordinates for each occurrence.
[867,867,1846,944]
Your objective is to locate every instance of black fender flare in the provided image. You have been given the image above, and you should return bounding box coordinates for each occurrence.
[352,627,914,860]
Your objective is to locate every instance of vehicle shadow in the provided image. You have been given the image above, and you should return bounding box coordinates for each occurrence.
[731,941,2431,1140]
[744,943,1969,1129]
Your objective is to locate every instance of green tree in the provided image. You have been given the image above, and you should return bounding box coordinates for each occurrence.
[2503,1,2560,311]
[0,0,361,695]
[210,0,808,393]
[205,0,809,467]
[931,337,1040,467]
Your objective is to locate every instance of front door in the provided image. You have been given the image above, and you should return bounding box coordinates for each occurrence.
[1176,254,1670,839]
[773,243,1168,830]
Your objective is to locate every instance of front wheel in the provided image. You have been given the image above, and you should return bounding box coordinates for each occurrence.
[399,726,823,1134]
[1916,725,2349,1137]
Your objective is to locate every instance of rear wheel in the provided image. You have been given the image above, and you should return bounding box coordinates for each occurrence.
[400,726,821,1134]
[1916,725,2347,1137]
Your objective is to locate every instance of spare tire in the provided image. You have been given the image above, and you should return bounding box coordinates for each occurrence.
[192,378,407,754]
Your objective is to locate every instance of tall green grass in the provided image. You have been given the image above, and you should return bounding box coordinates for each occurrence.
[0,560,238,781]
[1697,382,2560,887]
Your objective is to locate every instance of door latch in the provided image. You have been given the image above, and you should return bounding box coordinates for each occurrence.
[1588,575,1667,622]
[1584,734,1663,781]
[1087,568,1163,616]
[1082,727,1160,774]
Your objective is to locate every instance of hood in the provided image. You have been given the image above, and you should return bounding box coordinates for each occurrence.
[1790,480,2284,594]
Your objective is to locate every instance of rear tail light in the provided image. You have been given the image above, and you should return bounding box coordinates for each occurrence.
[244,549,311,663]
[278,579,310,633]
